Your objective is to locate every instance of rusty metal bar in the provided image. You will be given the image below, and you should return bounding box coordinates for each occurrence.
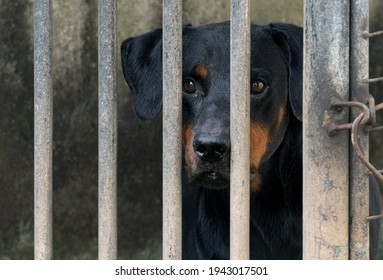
[367,76,383,83]
[34,0,53,260]
[303,0,350,259]
[98,0,117,260]
[364,30,383,38]
[162,0,183,260]
[350,0,370,259]
[230,0,250,260]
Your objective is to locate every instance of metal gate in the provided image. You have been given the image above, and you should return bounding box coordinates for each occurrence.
[34,0,382,260]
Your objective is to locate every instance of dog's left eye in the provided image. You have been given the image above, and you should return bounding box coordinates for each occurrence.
[251,80,267,95]
[183,79,197,94]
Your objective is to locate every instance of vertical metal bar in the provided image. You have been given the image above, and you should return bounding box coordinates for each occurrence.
[350,0,369,260]
[98,0,117,260]
[34,0,53,260]
[230,0,250,260]
[303,0,350,259]
[162,0,183,260]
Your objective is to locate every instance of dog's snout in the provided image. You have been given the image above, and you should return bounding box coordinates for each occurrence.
[193,135,230,162]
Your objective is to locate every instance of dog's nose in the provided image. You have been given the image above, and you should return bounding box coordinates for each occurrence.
[193,135,230,162]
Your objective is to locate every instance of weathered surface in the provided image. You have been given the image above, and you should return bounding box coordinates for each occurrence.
[162,0,183,260]
[230,0,251,260]
[34,0,53,260]
[303,0,350,259]
[349,0,370,260]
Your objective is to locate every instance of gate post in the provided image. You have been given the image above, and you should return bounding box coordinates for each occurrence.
[303,0,350,259]
[349,0,370,260]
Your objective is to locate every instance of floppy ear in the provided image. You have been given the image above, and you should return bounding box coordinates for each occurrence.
[121,28,163,120]
[270,23,303,121]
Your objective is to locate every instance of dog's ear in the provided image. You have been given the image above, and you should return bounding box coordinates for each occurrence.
[121,28,163,120]
[270,23,303,121]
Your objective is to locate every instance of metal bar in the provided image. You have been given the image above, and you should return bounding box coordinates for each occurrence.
[350,0,370,259]
[303,0,350,259]
[230,0,250,260]
[34,0,53,260]
[367,76,383,83]
[364,30,383,38]
[98,0,117,260]
[162,0,183,260]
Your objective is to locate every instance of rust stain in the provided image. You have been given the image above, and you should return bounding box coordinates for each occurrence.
[194,65,209,80]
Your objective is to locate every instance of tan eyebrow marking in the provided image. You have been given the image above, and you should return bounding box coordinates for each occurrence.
[194,65,209,80]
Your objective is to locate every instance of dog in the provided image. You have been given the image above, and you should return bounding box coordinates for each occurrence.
[121,22,382,259]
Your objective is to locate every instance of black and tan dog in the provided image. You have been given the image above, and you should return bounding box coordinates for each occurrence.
[121,22,382,259]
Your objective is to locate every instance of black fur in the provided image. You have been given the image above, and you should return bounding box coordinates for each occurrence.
[121,22,382,259]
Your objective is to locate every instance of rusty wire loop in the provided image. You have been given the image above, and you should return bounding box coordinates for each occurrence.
[367,76,383,83]
[363,29,383,38]
[329,98,383,221]
[329,100,370,132]
[351,110,383,184]
[363,30,383,84]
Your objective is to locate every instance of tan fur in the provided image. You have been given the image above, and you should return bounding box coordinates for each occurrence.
[250,124,269,192]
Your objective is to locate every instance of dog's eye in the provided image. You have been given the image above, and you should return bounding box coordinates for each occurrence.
[183,79,197,94]
[251,80,267,95]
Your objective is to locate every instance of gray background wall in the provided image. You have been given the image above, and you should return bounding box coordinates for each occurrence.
[0,0,381,259]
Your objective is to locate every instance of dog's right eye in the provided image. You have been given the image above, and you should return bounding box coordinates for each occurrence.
[251,79,268,95]
[183,79,197,94]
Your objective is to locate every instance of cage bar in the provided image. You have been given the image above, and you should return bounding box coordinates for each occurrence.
[162,0,183,260]
[230,0,251,260]
[34,0,53,260]
[98,0,117,260]
[350,0,370,260]
[303,0,350,259]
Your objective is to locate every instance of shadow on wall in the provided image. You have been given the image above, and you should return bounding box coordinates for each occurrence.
[0,0,382,259]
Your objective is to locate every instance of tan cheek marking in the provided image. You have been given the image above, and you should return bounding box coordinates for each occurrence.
[250,124,269,192]
[195,65,209,80]
[182,125,196,170]
[250,174,262,193]
[250,124,269,168]
[277,106,285,128]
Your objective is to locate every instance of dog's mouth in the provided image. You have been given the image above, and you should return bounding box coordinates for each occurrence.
[193,170,229,190]
[190,167,257,190]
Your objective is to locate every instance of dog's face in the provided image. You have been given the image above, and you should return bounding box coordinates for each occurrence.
[121,22,302,192]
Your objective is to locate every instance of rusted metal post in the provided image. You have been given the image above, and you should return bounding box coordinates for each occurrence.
[98,0,117,260]
[230,0,251,260]
[303,0,350,259]
[162,0,183,260]
[34,0,53,260]
[349,0,370,260]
